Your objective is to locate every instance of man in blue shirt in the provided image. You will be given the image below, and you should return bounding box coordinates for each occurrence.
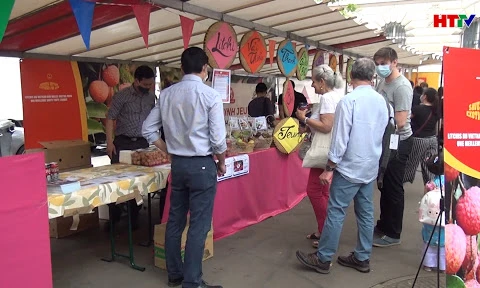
[296,58,389,274]
[142,47,226,288]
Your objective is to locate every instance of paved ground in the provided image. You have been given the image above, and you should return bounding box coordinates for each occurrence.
[51,157,445,288]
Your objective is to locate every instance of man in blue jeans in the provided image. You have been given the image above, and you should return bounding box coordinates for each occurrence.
[142,47,226,288]
[296,58,389,274]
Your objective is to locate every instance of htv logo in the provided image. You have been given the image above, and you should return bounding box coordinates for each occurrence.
[433,14,476,28]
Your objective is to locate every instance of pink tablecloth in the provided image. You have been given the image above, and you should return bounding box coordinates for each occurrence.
[162,148,309,240]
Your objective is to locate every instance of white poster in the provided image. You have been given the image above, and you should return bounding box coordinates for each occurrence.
[211,69,231,103]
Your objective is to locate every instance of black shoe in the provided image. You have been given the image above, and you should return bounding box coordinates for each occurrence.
[198,281,223,288]
[168,277,183,287]
[337,252,370,273]
[295,251,331,274]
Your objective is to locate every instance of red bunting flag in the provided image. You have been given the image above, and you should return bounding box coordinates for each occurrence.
[268,40,276,67]
[132,4,151,48]
[180,15,195,50]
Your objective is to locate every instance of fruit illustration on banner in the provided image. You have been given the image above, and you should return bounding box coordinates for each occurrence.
[102,65,120,87]
[296,48,309,81]
[312,50,325,70]
[276,40,297,77]
[456,187,480,236]
[445,162,460,182]
[446,223,467,275]
[239,31,267,74]
[273,118,305,154]
[282,79,295,117]
[204,21,239,69]
[89,80,109,103]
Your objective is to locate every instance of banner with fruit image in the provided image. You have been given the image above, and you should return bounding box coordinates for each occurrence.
[443,46,480,287]
[20,59,88,149]
[77,62,156,144]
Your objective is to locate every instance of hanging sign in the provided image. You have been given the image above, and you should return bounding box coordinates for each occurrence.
[296,47,309,81]
[239,31,267,74]
[282,79,295,117]
[329,54,337,72]
[273,117,305,154]
[204,21,239,69]
[276,40,298,77]
[211,69,231,103]
[312,50,325,70]
[346,58,354,84]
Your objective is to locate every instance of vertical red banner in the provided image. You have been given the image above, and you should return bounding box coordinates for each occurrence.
[20,59,87,149]
[444,46,480,285]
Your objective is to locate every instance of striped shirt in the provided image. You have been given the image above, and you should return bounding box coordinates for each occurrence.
[107,86,156,138]
[142,74,227,156]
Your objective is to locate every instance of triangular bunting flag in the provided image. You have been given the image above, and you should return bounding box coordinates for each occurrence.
[302,86,311,104]
[305,44,310,51]
[268,40,276,67]
[133,4,151,48]
[0,0,15,43]
[180,15,194,50]
[69,0,95,50]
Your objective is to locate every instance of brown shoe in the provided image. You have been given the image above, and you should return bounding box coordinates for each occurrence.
[337,252,370,273]
[296,251,331,274]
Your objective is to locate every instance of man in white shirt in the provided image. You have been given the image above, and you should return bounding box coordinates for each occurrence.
[142,47,226,288]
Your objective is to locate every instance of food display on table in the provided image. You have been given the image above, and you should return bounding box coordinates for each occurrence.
[226,116,255,156]
[131,148,169,167]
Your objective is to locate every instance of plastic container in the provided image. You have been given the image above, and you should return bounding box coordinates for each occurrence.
[131,147,169,167]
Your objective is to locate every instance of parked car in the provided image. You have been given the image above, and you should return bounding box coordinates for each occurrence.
[8,119,24,155]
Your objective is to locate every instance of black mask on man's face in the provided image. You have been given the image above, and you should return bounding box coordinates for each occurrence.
[138,86,150,94]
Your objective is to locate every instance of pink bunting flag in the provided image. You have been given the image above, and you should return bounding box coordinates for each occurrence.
[132,4,151,48]
[302,86,311,104]
[180,15,195,50]
[268,40,276,67]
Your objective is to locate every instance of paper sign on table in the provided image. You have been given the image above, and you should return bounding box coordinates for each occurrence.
[217,157,234,182]
[232,154,249,177]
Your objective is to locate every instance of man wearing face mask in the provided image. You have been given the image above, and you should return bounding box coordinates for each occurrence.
[372,47,414,248]
[142,47,226,288]
[105,65,156,230]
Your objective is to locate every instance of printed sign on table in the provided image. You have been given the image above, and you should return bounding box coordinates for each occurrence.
[204,21,239,69]
[20,59,88,149]
[282,80,295,117]
[276,40,297,77]
[217,154,249,182]
[273,117,305,154]
[211,69,231,103]
[296,47,309,81]
[239,31,267,74]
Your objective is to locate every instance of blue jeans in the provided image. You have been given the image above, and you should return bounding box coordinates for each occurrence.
[317,171,375,262]
[166,155,217,288]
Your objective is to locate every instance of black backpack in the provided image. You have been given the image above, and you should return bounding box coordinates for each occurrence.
[377,95,396,189]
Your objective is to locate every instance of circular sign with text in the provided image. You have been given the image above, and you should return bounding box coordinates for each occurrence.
[282,79,295,117]
[273,117,305,154]
[276,40,298,77]
[239,31,267,74]
[312,50,325,70]
[204,22,239,69]
[329,54,337,72]
[346,58,354,84]
[296,47,309,81]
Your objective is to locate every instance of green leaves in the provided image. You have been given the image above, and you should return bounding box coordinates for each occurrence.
[454,185,463,200]
[86,101,108,119]
[49,208,58,215]
[446,275,466,288]
[87,118,105,135]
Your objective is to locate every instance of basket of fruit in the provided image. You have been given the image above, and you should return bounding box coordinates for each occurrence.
[131,147,169,167]
[253,129,274,150]
[231,130,255,154]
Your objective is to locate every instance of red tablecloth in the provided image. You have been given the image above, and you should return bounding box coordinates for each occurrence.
[161,148,309,240]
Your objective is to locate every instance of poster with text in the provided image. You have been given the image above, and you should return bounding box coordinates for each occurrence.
[212,69,231,103]
[20,59,87,149]
[443,46,480,286]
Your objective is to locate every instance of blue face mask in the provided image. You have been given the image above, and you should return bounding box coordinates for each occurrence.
[376,64,392,78]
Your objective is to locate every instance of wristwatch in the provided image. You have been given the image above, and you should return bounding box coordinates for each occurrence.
[325,165,335,172]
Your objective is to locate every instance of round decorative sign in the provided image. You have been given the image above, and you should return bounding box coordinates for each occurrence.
[296,47,309,81]
[312,50,325,70]
[239,31,267,74]
[276,40,298,77]
[273,117,305,154]
[204,21,239,69]
[282,79,295,117]
[329,54,337,71]
[346,58,354,84]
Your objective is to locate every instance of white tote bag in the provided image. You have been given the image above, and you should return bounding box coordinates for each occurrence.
[302,129,332,168]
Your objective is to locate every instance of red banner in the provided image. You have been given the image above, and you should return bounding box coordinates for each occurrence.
[444,46,480,178]
[20,59,87,149]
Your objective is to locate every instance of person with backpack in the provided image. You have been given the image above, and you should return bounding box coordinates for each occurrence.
[373,47,414,248]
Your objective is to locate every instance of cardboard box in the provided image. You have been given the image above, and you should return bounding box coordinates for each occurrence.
[27,140,92,171]
[154,221,213,270]
[49,209,99,238]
